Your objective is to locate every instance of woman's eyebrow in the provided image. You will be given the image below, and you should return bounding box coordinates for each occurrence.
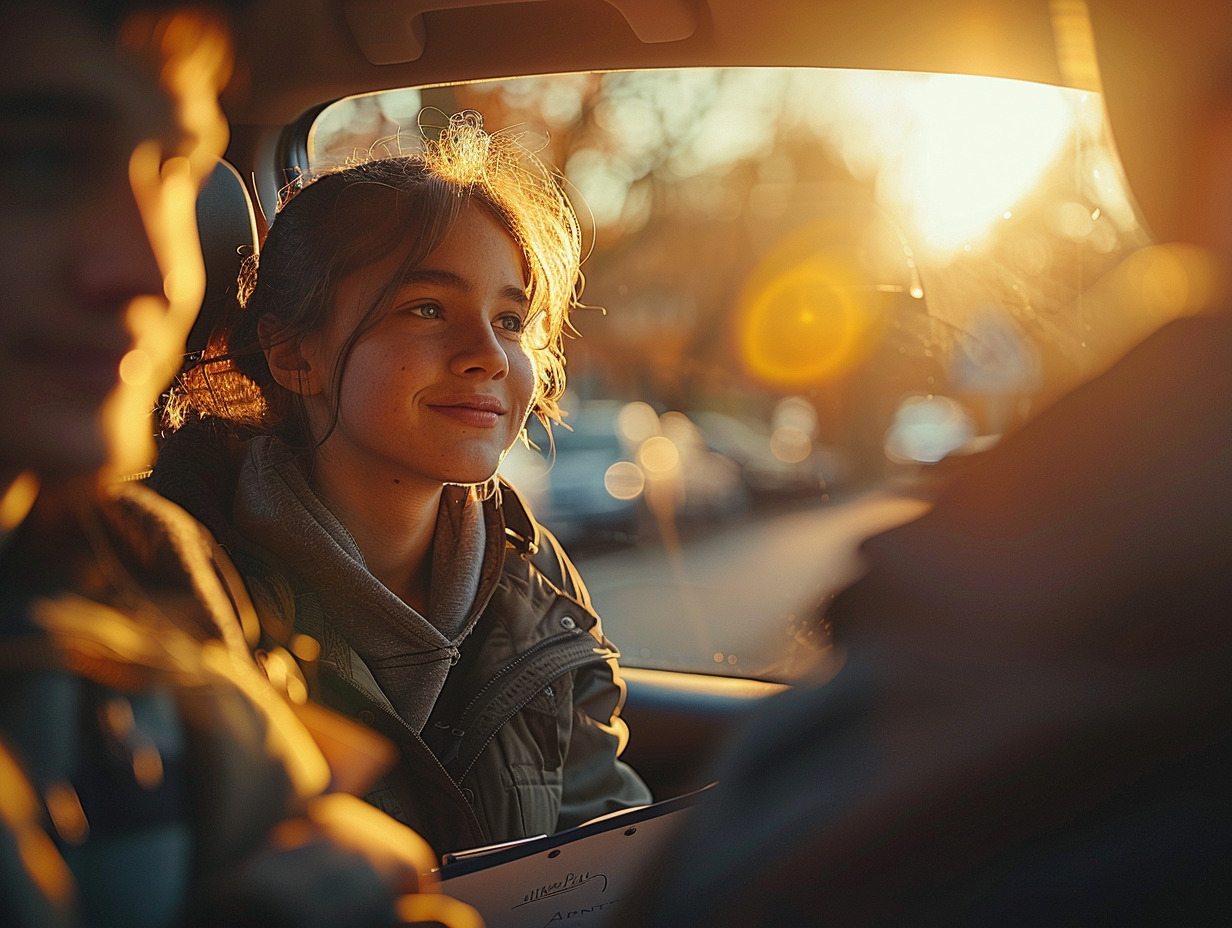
[401,268,466,290]
[502,285,532,308]
[400,269,530,306]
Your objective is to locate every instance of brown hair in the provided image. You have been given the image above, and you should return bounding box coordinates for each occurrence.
[165,111,582,450]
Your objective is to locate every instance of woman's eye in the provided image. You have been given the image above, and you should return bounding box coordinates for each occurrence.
[497,314,525,334]
[409,303,442,319]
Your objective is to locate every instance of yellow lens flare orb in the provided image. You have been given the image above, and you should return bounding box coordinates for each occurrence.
[738,258,871,388]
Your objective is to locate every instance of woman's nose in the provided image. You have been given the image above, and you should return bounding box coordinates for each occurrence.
[449,316,509,380]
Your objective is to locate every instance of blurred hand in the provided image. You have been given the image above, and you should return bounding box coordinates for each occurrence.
[192,793,443,927]
[285,792,439,895]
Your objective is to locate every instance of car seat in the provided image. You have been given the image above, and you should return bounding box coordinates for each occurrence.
[189,157,259,356]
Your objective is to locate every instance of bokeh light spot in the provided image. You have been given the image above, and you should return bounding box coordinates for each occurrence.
[617,401,661,444]
[604,461,645,500]
[770,426,812,464]
[638,435,680,474]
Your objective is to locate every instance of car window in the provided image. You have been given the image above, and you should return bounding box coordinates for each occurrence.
[305,67,1168,681]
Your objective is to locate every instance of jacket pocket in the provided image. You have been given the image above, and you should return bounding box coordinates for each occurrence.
[500,762,563,837]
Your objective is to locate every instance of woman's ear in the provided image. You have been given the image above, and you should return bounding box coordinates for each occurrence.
[258,314,321,396]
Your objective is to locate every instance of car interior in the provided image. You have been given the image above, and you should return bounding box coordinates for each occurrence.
[184,0,1184,803]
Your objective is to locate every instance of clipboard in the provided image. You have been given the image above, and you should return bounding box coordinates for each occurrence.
[439,785,712,928]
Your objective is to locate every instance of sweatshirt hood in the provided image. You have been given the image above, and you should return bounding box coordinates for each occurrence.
[233,435,500,732]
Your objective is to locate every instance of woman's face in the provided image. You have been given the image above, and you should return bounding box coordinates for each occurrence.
[298,203,536,491]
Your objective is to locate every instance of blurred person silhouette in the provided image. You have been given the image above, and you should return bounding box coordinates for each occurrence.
[148,115,651,858]
[612,1,1232,925]
[0,2,476,926]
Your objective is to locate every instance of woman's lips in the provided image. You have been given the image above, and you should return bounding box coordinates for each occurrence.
[428,395,506,429]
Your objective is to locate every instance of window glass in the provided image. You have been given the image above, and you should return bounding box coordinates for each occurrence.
[308,68,1170,680]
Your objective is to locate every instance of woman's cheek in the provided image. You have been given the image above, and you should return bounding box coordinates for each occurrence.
[511,346,537,410]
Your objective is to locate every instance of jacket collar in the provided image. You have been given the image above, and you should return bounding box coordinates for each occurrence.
[496,478,541,559]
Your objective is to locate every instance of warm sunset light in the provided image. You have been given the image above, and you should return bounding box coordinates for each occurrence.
[827,72,1081,257]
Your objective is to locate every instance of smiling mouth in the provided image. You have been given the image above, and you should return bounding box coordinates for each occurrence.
[428,396,507,428]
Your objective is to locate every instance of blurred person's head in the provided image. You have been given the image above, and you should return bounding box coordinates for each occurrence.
[0,0,232,491]
[1089,1,1232,280]
[167,112,582,493]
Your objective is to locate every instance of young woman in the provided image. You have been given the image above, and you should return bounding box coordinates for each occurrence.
[153,113,652,856]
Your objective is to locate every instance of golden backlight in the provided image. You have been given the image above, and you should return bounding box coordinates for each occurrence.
[861,74,1077,255]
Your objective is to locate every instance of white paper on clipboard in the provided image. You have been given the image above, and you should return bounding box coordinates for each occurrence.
[439,785,712,928]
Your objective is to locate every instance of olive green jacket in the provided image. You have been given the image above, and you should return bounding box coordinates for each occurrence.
[250,484,652,855]
[151,423,651,856]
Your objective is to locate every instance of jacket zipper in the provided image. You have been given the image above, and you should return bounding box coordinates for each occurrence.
[334,671,486,837]
[458,645,610,783]
[437,631,616,778]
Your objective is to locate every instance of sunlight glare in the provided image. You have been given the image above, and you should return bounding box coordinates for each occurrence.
[889,76,1074,255]
[825,73,1078,258]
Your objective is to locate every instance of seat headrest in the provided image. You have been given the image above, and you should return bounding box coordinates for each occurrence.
[189,158,259,356]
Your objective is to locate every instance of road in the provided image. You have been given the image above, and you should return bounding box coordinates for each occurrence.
[572,491,930,679]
